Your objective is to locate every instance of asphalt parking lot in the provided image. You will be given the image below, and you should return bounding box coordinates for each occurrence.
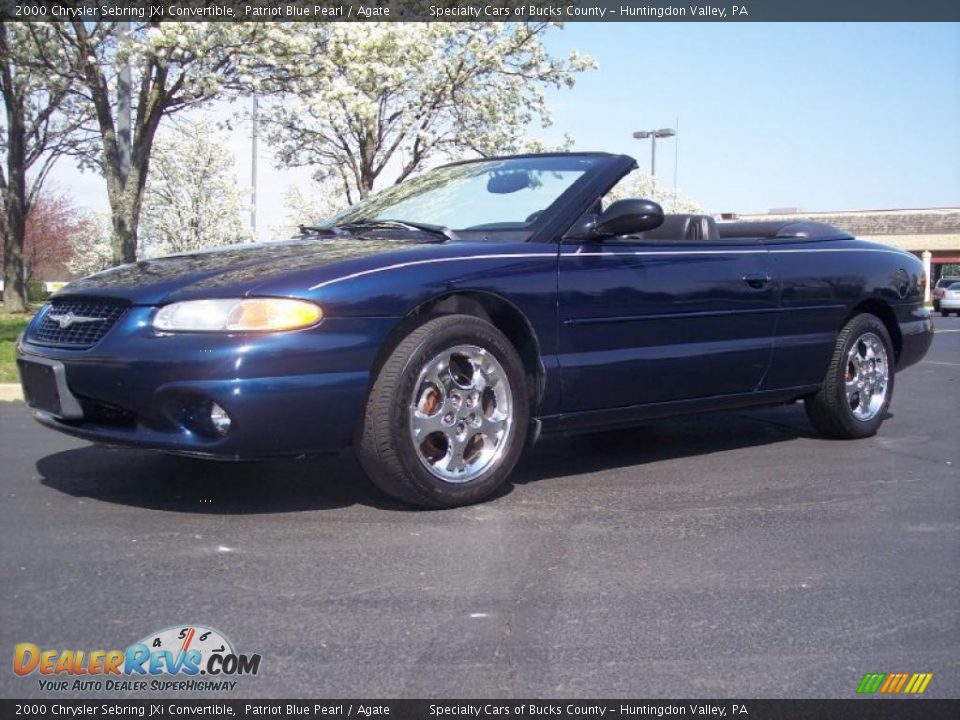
[1,316,957,700]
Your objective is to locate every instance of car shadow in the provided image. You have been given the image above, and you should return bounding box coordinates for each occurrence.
[37,404,817,514]
[511,403,817,486]
[37,446,409,513]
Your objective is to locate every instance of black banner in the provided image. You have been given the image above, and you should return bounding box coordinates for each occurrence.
[2,0,960,22]
[2,700,960,719]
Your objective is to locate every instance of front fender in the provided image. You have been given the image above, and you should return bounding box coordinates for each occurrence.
[253,242,559,343]
[253,242,561,414]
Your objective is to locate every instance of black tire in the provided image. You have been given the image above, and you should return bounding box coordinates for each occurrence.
[940,310,951,317]
[804,313,895,439]
[355,314,530,508]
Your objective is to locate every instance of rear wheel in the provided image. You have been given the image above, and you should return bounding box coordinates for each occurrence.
[356,314,529,508]
[804,313,895,439]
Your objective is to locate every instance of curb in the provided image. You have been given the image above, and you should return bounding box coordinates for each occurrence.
[0,383,23,402]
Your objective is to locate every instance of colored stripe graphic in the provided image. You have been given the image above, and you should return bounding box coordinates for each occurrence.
[857,672,932,694]
[881,673,908,693]
[857,673,885,693]
[911,673,933,694]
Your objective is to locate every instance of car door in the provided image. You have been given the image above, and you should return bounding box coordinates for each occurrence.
[759,239,884,390]
[557,233,778,412]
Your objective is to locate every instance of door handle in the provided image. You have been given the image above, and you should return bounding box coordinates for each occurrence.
[742,272,772,289]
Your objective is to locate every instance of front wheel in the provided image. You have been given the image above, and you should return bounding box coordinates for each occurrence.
[804,313,895,439]
[355,314,529,508]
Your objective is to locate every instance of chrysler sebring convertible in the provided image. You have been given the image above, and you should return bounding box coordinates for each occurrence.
[17,153,933,508]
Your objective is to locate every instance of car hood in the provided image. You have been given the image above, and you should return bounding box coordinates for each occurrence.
[55,236,444,305]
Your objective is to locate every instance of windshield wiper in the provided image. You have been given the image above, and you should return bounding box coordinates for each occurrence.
[334,219,458,242]
[299,225,348,237]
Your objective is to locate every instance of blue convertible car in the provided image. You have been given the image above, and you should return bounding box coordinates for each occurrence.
[17,153,933,507]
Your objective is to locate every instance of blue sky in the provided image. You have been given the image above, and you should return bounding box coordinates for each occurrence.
[52,22,960,237]
[541,22,960,214]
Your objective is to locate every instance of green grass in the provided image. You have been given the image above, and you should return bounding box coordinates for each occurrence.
[0,307,35,383]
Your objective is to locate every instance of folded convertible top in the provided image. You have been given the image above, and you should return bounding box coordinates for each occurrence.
[717,220,854,241]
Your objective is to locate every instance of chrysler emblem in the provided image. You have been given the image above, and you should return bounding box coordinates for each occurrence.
[48,312,107,329]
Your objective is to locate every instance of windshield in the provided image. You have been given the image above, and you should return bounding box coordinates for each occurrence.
[319,155,603,234]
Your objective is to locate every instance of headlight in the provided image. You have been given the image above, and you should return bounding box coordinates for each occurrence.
[153,298,323,333]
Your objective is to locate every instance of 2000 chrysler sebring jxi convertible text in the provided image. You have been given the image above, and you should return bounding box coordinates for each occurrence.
[17,153,933,508]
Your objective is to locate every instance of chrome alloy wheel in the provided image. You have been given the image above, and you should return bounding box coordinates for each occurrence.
[408,344,514,483]
[844,332,890,422]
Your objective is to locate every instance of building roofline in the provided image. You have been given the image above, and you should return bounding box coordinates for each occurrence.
[735,207,960,215]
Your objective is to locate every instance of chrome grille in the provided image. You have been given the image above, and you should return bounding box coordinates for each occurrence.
[28,298,129,348]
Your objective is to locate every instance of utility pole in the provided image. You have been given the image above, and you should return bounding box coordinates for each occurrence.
[113,21,133,263]
[117,22,131,185]
[251,94,258,239]
[673,117,679,208]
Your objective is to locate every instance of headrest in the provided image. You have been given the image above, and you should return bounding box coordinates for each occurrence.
[634,214,719,241]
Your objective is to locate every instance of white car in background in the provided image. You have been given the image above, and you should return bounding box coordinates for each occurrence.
[938,281,960,316]
[932,276,960,312]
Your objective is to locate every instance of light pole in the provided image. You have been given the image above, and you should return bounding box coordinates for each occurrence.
[632,128,676,178]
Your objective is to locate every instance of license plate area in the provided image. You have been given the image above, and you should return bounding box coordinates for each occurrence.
[17,358,83,419]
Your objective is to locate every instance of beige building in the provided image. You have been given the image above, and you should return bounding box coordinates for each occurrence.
[727,208,960,302]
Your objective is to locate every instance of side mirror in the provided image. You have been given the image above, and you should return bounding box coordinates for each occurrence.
[592,199,664,238]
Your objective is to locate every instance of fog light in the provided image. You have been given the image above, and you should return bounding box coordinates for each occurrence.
[210,402,232,436]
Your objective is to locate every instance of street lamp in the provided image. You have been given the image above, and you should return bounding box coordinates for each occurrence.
[632,128,676,177]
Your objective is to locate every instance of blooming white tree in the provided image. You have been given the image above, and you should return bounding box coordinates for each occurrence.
[271,180,349,240]
[262,23,595,203]
[32,20,305,265]
[605,170,702,214]
[140,118,251,258]
[67,211,114,279]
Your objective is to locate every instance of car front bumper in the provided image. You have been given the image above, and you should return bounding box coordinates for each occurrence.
[16,309,399,459]
[896,307,935,371]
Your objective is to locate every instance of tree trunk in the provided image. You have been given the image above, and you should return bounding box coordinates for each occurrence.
[2,208,27,312]
[102,153,148,265]
[359,171,375,199]
[2,154,28,311]
[2,74,28,312]
[73,19,151,267]
[107,190,138,265]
